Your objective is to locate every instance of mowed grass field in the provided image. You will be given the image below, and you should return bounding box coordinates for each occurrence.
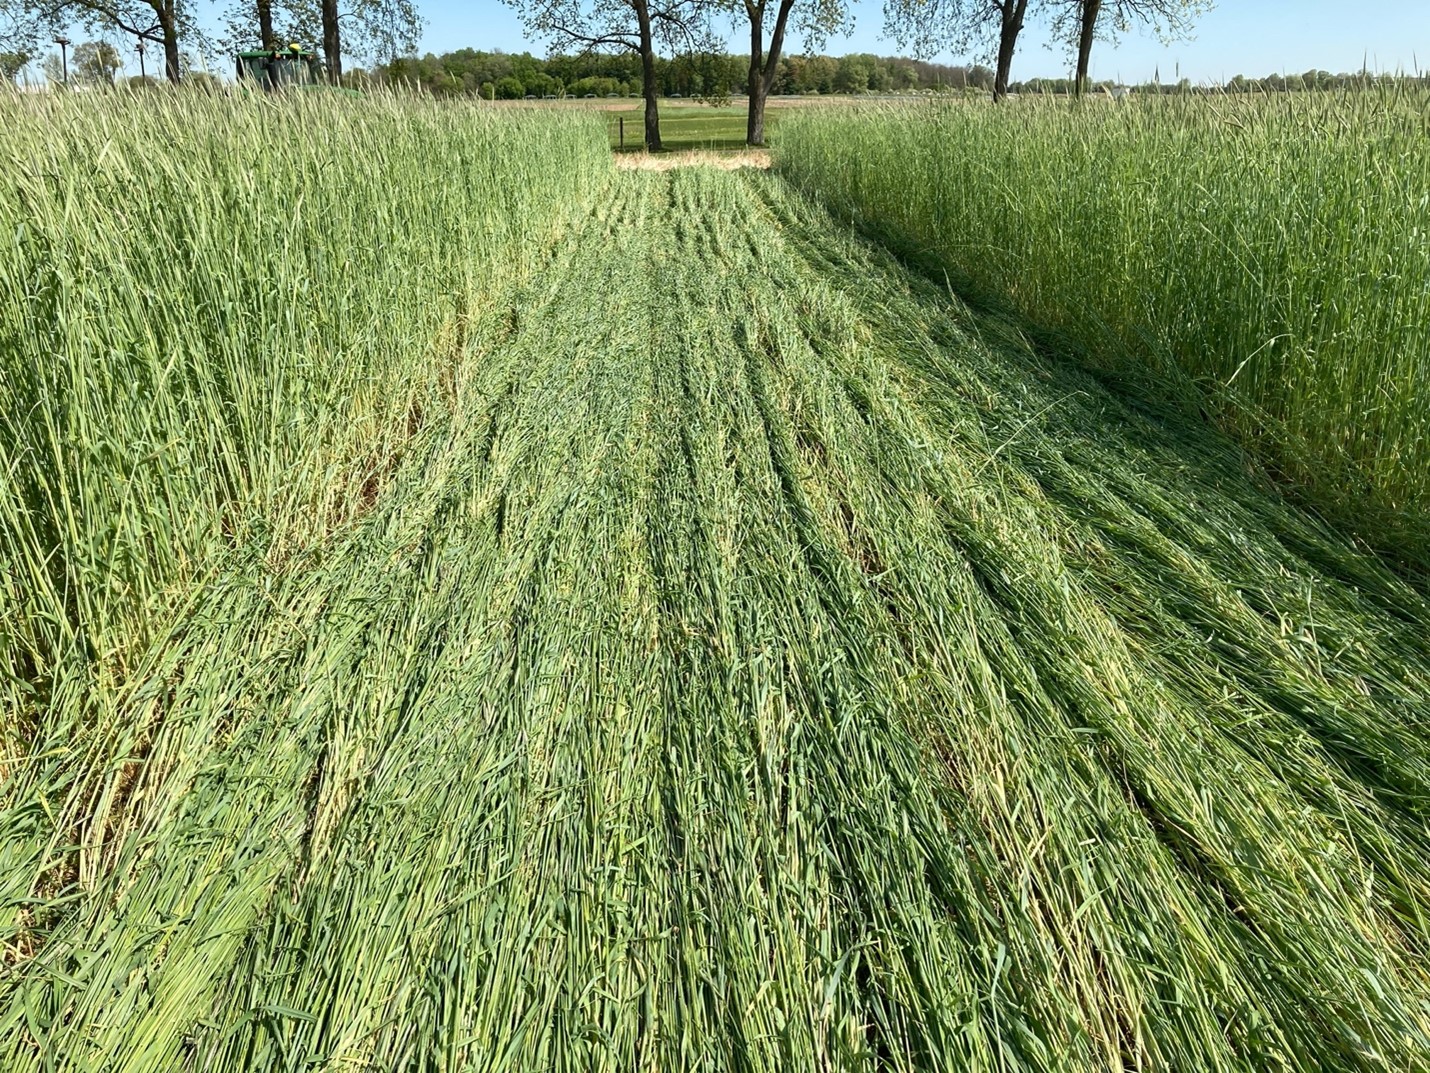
[505,95,871,152]
[608,104,758,151]
[2,92,1430,1071]
[601,97,886,151]
[482,97,797,151]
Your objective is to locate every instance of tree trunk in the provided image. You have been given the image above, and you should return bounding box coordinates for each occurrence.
[746,5,765,145]
[993,0,1028,102]
[257,0,275,50]
[321,0,341,83]
[159,0,180,83]
[1074,0,1101,96]
[636,0,661,150]
[746,0,794,146]
[747,84,768,146]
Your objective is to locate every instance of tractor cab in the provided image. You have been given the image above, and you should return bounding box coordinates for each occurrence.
[236,44,324,90]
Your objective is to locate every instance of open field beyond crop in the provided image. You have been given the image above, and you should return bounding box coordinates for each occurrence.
[608,103,761,151]
[2,94,1429,1071]
[487,94,866,151]
[601,99,864,151]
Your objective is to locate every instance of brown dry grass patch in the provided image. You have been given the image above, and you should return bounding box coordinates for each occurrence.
[615,149,772,171]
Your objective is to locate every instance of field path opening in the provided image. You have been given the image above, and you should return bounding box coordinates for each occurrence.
[4,168,1429,1073]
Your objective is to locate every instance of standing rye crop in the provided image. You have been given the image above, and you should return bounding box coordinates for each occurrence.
[2,84,1429,1073]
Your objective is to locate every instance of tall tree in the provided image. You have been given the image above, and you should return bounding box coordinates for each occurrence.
[505,0,716,150]
[0,48,29,83]
[319,0,337,77]
[1055,0,1209,94]
[735,0,847,145]
[1071,0,1096,91]
[1,0,193,82]
[883,0,1034,101]
[73,36,121,82]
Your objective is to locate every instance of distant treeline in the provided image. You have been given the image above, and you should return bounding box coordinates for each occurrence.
[376,50,995,99]
[374,49,1430,100]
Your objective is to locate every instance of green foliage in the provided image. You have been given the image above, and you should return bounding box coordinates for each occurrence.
[215,0,420,67]
[375,47,993,99]
[883,0,1020,66]
[1046,0,1212,71]
[564,75,607,97]
[72,39,121,85]
[3,0,202,83]
[0,48,28,84]
[777,93,1430,563]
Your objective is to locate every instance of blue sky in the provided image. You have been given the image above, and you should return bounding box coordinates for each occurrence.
[417,2,1429,83]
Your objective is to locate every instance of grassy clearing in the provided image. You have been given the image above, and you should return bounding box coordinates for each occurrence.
[776,92,1430,565]
[607,103,767,151]
[4,103,1430,1067]
[602,98,871,151]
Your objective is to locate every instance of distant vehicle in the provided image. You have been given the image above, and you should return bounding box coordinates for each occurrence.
[543,94,557,100]
[583,93,596,98]
[605,93,620,98]
[669,93,683,99]
[235,44,323,91]
[523,94,536,100]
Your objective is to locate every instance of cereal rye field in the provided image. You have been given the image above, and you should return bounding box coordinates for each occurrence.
[2,94,1429,1072]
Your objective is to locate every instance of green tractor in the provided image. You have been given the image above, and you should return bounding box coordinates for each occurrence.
[236,43,325,90]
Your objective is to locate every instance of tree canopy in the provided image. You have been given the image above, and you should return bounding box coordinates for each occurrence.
[502,0,720,148]
[73,37,121,81]
[0,0,419,83]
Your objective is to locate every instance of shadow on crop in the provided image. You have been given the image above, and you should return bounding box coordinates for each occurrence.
[840,208,1430,591]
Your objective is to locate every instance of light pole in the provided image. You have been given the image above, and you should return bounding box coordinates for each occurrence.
[54,35,71,86]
